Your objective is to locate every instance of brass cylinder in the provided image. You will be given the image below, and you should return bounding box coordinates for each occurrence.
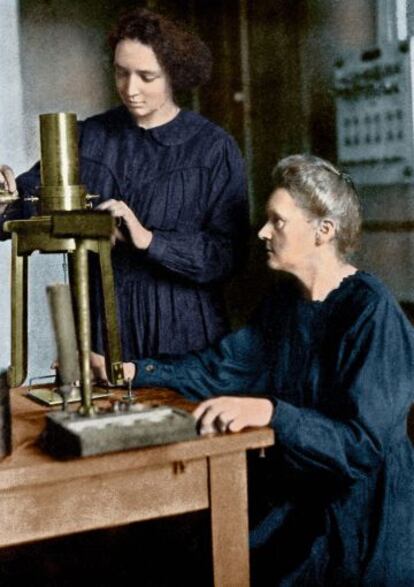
[38,113,87,213]
[40,113,79,186]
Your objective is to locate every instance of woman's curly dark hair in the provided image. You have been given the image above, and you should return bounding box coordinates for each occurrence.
[108,8,212,93]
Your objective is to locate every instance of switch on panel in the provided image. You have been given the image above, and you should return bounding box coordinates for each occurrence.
[335,40,414,185]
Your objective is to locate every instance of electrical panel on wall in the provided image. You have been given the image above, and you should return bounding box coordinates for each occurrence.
[335,39,414,185]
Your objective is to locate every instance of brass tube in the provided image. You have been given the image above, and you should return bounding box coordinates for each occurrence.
[39,113,79,187]
[38,113,87,213]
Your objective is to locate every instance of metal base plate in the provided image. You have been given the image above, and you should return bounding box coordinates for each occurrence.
[26,386,110,407]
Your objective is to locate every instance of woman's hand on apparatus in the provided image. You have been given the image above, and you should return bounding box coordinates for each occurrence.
[0,165,17,193]
[0,165,18,214]
[97,199,153,250]
[90,351,108,383]
[122,362,136,381]
[90,352,136,385]
[193,396,274,435]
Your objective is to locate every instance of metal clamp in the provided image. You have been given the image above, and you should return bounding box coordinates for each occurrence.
[0,188,19,205]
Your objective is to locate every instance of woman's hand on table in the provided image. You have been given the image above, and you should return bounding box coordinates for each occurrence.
[193,396,274,435]
[97,199,153,249]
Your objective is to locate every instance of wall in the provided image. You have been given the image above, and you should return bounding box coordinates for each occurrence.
[0,0,27,376]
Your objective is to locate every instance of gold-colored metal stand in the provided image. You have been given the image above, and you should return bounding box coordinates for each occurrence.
[4,113,124,413]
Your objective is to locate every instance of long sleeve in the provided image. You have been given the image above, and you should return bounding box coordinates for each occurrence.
[132,315,271,399]
[272,297,414,484]
[145,137,249,284]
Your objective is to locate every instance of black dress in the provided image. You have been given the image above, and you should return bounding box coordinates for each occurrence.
[2,107,249,359]
[133,271,414,586]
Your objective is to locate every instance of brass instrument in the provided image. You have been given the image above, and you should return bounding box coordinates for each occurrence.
[4,113,196,459]
[38,113,87,212]
[4,113,124,415]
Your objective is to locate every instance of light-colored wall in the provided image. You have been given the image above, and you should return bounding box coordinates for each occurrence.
[0,0,116,381]
[19,0,114,167]
[0,0,27,376]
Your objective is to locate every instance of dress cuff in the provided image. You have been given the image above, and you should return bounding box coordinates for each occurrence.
[146,230,168,263]
[131,358,173,388]
[270,398,302,441]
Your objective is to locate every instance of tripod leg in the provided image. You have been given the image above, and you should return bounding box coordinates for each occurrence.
[8,233,28,387]
[73,240,94,416]
[98,239,124,385]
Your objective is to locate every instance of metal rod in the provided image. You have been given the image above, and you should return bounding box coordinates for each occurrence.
[73,241,94,416]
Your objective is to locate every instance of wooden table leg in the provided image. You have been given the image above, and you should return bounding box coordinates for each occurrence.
[209,451,250,587]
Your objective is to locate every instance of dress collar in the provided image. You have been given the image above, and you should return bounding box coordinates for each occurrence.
[121,107,208,146]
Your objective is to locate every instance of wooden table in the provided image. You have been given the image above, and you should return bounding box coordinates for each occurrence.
[0,387,274,587]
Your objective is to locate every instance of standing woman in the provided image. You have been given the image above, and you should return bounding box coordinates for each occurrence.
[0,8,248,361]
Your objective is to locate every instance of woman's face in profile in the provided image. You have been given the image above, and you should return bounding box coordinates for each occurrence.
[258,188,318,274]
[114,38,174,125]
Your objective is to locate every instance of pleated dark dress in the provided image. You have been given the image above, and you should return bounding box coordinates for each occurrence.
[133,271,414,586]
[2,107,248,359]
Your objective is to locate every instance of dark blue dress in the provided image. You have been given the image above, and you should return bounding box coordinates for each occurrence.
[132,271,414,586]
[1,107,249,359]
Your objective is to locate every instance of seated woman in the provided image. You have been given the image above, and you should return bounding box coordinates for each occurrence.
[110,154,414,586]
